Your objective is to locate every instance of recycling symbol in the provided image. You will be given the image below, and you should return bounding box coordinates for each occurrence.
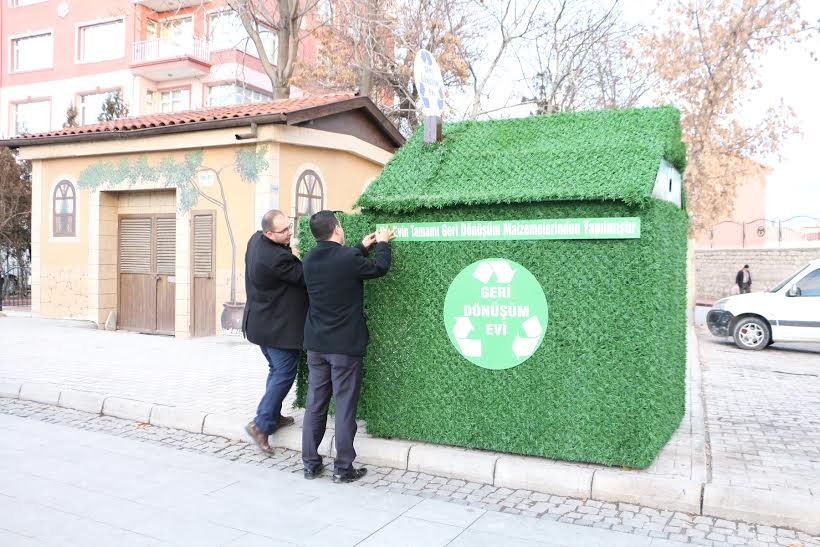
[443,259,548,370]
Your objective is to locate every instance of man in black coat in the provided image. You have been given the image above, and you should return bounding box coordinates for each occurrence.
[301,210,395,483]
[735,264,752,294]
[242,209,308,455]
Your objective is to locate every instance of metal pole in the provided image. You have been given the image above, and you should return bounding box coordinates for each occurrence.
[742,222,746,249]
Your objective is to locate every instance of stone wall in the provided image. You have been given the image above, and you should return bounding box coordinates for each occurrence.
[40,269,88,319]
[695,248,818,303]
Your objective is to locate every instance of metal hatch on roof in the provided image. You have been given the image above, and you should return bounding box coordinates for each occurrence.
[652,159,683,208]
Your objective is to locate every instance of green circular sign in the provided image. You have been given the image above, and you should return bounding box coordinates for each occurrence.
[443,258,548,370]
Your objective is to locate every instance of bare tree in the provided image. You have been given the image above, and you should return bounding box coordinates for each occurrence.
[522,0,643,114]
[643,0,816,233]
[227,0,322,99]
[301,0,470,134]
[447,0,542,119]
[0,148,31,280]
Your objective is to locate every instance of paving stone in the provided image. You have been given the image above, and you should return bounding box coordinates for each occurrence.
[0,397,813,546]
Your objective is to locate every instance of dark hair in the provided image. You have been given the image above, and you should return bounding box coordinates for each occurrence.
[744,264,749,269]
[310,210,339,241]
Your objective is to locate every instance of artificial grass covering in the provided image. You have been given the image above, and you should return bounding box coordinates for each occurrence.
[297,201,687,468]
[355,105,686,213]
[296,105,688,468]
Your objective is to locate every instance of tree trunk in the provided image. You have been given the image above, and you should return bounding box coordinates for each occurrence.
[357,0,378,97]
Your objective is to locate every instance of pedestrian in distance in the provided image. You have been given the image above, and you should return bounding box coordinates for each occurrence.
[736,264,752,294]
[242,209,308,455]
[300,210,396,483]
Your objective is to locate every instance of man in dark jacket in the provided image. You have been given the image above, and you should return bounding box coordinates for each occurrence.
[301,210,394,483]
[735,264,752,294]
[242,209,308,454]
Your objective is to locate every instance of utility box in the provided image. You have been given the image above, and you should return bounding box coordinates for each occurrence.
[299,105,688,468]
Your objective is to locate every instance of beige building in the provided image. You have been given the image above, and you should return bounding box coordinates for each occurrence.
[695,163,771,249]
[2,94,403,337]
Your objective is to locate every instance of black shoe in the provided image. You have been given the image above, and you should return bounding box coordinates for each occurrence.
[332,467,367,484]
[304,464,324,480]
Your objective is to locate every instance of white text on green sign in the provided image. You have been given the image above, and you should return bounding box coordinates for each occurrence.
[443,259,549,370]
[378,218,640,241]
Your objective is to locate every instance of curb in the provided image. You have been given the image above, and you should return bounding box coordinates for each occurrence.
[2,363,818,534]
[703,484,820,535]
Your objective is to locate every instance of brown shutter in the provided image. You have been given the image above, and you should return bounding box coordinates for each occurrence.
[119,218,152,274]
[155,217,176,276]
[192,213,214,278]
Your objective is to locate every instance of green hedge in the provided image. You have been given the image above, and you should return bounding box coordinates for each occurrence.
[297,199,688,468]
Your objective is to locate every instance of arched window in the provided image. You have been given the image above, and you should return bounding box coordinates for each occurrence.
[53,180,76,237]
[294,170,324,229]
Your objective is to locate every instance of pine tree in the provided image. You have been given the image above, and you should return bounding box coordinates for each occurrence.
[97,91,129,122]
[63,104,79,128]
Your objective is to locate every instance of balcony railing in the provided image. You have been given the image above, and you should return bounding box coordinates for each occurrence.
[132,37,210,65]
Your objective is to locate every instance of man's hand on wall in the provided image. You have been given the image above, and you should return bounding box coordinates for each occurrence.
[376,226,397,243]
[361,232,377,249]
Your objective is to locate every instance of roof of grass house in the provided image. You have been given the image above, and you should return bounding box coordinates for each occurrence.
[355,105,686,213]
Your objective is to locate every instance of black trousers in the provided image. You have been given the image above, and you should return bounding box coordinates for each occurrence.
[301,351,363,473]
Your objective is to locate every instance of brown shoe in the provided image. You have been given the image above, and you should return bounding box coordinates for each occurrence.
[245,421,274,455]
[277,415,295,428]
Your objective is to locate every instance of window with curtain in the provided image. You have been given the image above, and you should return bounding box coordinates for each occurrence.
[208,83,271,107]
[160,89,190,113]
[208,10,276,60]
[80,90,118,125]
[13,100,51,136]
[12,32,52,71]
[78,19,124,62]
[53,180,76,237]
[294,170,324,230]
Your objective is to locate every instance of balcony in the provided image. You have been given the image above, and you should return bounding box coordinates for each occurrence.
[130,37,211,82]
[132,0,209,11]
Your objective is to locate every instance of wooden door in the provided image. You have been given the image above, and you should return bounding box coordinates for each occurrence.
[155,216,176,334]
[119,217,154,331]
[118,214,176,335]
[191,212,215,337]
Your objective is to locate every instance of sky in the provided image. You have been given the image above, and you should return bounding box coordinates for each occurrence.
[447,0,820,221]
[621,0,820,221]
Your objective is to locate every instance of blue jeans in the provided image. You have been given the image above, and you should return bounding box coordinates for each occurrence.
[254,347,300,434]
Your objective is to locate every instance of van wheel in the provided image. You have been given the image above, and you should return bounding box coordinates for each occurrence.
[732,317,770,350]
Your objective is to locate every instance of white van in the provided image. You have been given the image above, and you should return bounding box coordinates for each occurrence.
[707,258,820,350]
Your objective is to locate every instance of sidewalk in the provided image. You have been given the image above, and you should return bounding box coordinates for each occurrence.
[1,315,818,535]
[1,411,692,547]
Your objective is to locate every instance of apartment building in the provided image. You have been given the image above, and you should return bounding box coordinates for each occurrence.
[1,0,314,138]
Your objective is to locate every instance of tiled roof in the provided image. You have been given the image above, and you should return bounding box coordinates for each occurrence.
[12,93,356,141]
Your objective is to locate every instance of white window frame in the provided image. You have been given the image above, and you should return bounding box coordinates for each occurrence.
[76,17,126,64]
[207,9,246,52]
[9,30,53,73]
[206,7,276,61]
[207,82,272,107]
[9,0,49,7]
[158,15,194,41]
[11,98,51,136]
[159,88,191,113]
[79,89,121,125]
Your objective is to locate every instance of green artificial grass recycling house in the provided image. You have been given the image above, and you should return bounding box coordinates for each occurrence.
[297,105,689,469]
